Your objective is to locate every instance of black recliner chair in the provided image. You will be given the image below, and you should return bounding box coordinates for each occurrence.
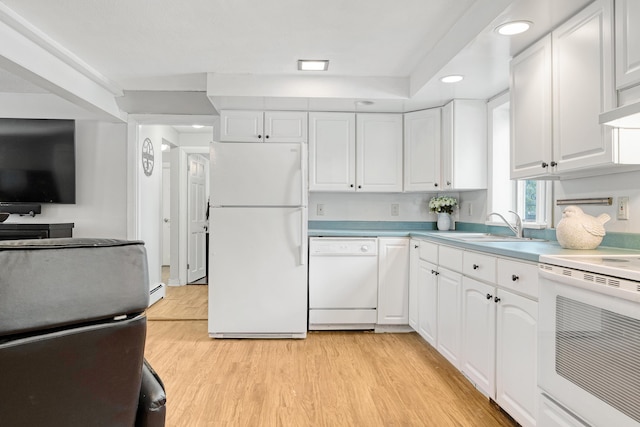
[0,238,166,427]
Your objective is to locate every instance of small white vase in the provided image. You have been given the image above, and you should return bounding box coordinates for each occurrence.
[437,213,451,231]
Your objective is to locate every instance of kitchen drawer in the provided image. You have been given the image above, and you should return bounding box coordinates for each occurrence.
[438,245,463,272]
[463,251,496,283]
[496,258,538,300]
[419,240,438,263]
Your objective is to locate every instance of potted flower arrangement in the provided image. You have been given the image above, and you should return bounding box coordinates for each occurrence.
[429,196,458,230]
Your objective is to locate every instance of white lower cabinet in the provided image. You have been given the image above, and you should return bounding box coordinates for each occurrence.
[496,288,538,427]
[461,277,496,397]
[417,259,438,346]
[408,240,420,330]
[436,266,463,369]
[409,239,539,427]
[377,238,410,325]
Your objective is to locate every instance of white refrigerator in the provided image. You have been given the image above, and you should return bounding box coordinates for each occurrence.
[208,142,308,338]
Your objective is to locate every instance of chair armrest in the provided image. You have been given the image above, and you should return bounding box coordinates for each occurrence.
[135,359,167,427]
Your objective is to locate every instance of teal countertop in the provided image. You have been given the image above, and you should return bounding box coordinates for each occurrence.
[308,228,640,263]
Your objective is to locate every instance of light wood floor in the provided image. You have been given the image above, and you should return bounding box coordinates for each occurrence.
[144,287,517,427]
[146,285,208,320]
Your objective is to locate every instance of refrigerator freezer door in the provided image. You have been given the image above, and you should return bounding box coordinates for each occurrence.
[208,207,308,337]
[210,142,306,207]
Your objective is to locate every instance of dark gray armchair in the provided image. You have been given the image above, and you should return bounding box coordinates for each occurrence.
[0,238,166,427]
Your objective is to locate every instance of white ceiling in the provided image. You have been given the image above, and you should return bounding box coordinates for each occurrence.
[0,0,592,120]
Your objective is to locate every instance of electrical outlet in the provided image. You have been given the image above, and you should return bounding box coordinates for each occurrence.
[617,196,629,220]
[391,203,400,216]
[317,204,325,216]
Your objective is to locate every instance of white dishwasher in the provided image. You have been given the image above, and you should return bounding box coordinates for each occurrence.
[308,237,378,330]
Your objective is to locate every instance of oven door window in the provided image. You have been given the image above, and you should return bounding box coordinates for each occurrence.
[556,296,640,423]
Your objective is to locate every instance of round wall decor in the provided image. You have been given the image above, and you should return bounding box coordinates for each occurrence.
[142,137,154,176]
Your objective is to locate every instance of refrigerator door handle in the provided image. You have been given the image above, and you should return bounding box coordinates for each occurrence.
[299,141,306,206]
[300,207,307,266]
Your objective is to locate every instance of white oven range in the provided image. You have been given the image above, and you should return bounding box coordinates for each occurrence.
[538,254,640,427]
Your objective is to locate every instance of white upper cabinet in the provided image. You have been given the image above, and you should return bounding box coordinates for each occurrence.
[308,112,356,191]
[356,113,403,192]
[309,112,402,192]
[404,109,441,191]
[441,100,487,190]
[510,35,553,179]
[510,0,640,179]
[615,0,640,89]
[220,110,307,143]
[552,0,615,173]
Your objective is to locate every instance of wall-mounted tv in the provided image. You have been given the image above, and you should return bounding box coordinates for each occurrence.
[0,118,76,204]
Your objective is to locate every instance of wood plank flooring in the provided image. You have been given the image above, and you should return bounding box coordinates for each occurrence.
[146,285,208,320]
[145,319,517,426]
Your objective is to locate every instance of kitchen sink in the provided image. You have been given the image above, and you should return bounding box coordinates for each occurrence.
[441,232,547,242]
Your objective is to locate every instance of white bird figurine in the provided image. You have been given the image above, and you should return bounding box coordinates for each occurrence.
[556,205,611,250]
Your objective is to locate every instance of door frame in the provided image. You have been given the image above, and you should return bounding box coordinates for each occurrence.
[169,146,209,286]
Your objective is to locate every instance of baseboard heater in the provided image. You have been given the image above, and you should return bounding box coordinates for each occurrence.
[150,283,164,295]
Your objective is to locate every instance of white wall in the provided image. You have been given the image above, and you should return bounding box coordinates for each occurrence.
[136,125,178,288]
[4,120,129,238]
[554,170,640,233]
[309,192,452,222]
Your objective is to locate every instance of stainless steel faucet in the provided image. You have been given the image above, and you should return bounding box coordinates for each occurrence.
[487,210,523,238]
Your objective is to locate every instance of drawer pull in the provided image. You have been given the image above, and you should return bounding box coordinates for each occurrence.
[414,244,419,249]
[512,274,519,281]
[494,296,501,303]
[473,264,479,270]
[486,293,492,300]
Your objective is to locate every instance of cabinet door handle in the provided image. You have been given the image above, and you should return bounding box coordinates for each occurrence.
[414,245,419,249]
[486,293,492,300]
[446,181,451,186]
[494,296,501,303]
[258,134,262,139]
[358,185,362,189]
[512,274,519,281]
[541,162,548,168]
[550,161,557,167]
[434,183,438,187]
[265,135,270,139]
[473,264,479,270]
[350,184,354,188]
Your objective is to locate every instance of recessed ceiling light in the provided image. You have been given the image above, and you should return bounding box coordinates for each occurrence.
[355,100,375,106]
[298,59,329,71]
[192,124,204,129]
[495,20,532,36]
[440,75,464,83]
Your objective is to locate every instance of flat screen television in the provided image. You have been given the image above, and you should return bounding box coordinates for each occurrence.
[0,118,76,205]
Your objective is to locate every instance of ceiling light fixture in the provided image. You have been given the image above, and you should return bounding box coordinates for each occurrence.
[192,124,204,129]
[298,59,329,71]
[355,100,375,106]
[161,143,170,151]
[440,75,464,83]
[495,20,532,36]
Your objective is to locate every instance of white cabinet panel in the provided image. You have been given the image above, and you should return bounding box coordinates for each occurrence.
[496,258,539,300]
[418,259,438,346]
[264,111,308,143]
[496,289,538,427]
[615,0,640,89]
[463,250,497,284]
[377,238,409,325]
[404,109,441,191]
[308,112,356,191]
[436,267,462,368]
[510,35,553,179]
[441,100,487,190]
[408,240,420,330]
[461,277,496,397]
[438,245,463,272]
[220,110,307,143]
[356,113,403,192]
[220,110,264,142]
[552,0,615,173]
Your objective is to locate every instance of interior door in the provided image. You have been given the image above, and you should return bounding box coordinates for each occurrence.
[188,154,208,283]
[162,164,171,266]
